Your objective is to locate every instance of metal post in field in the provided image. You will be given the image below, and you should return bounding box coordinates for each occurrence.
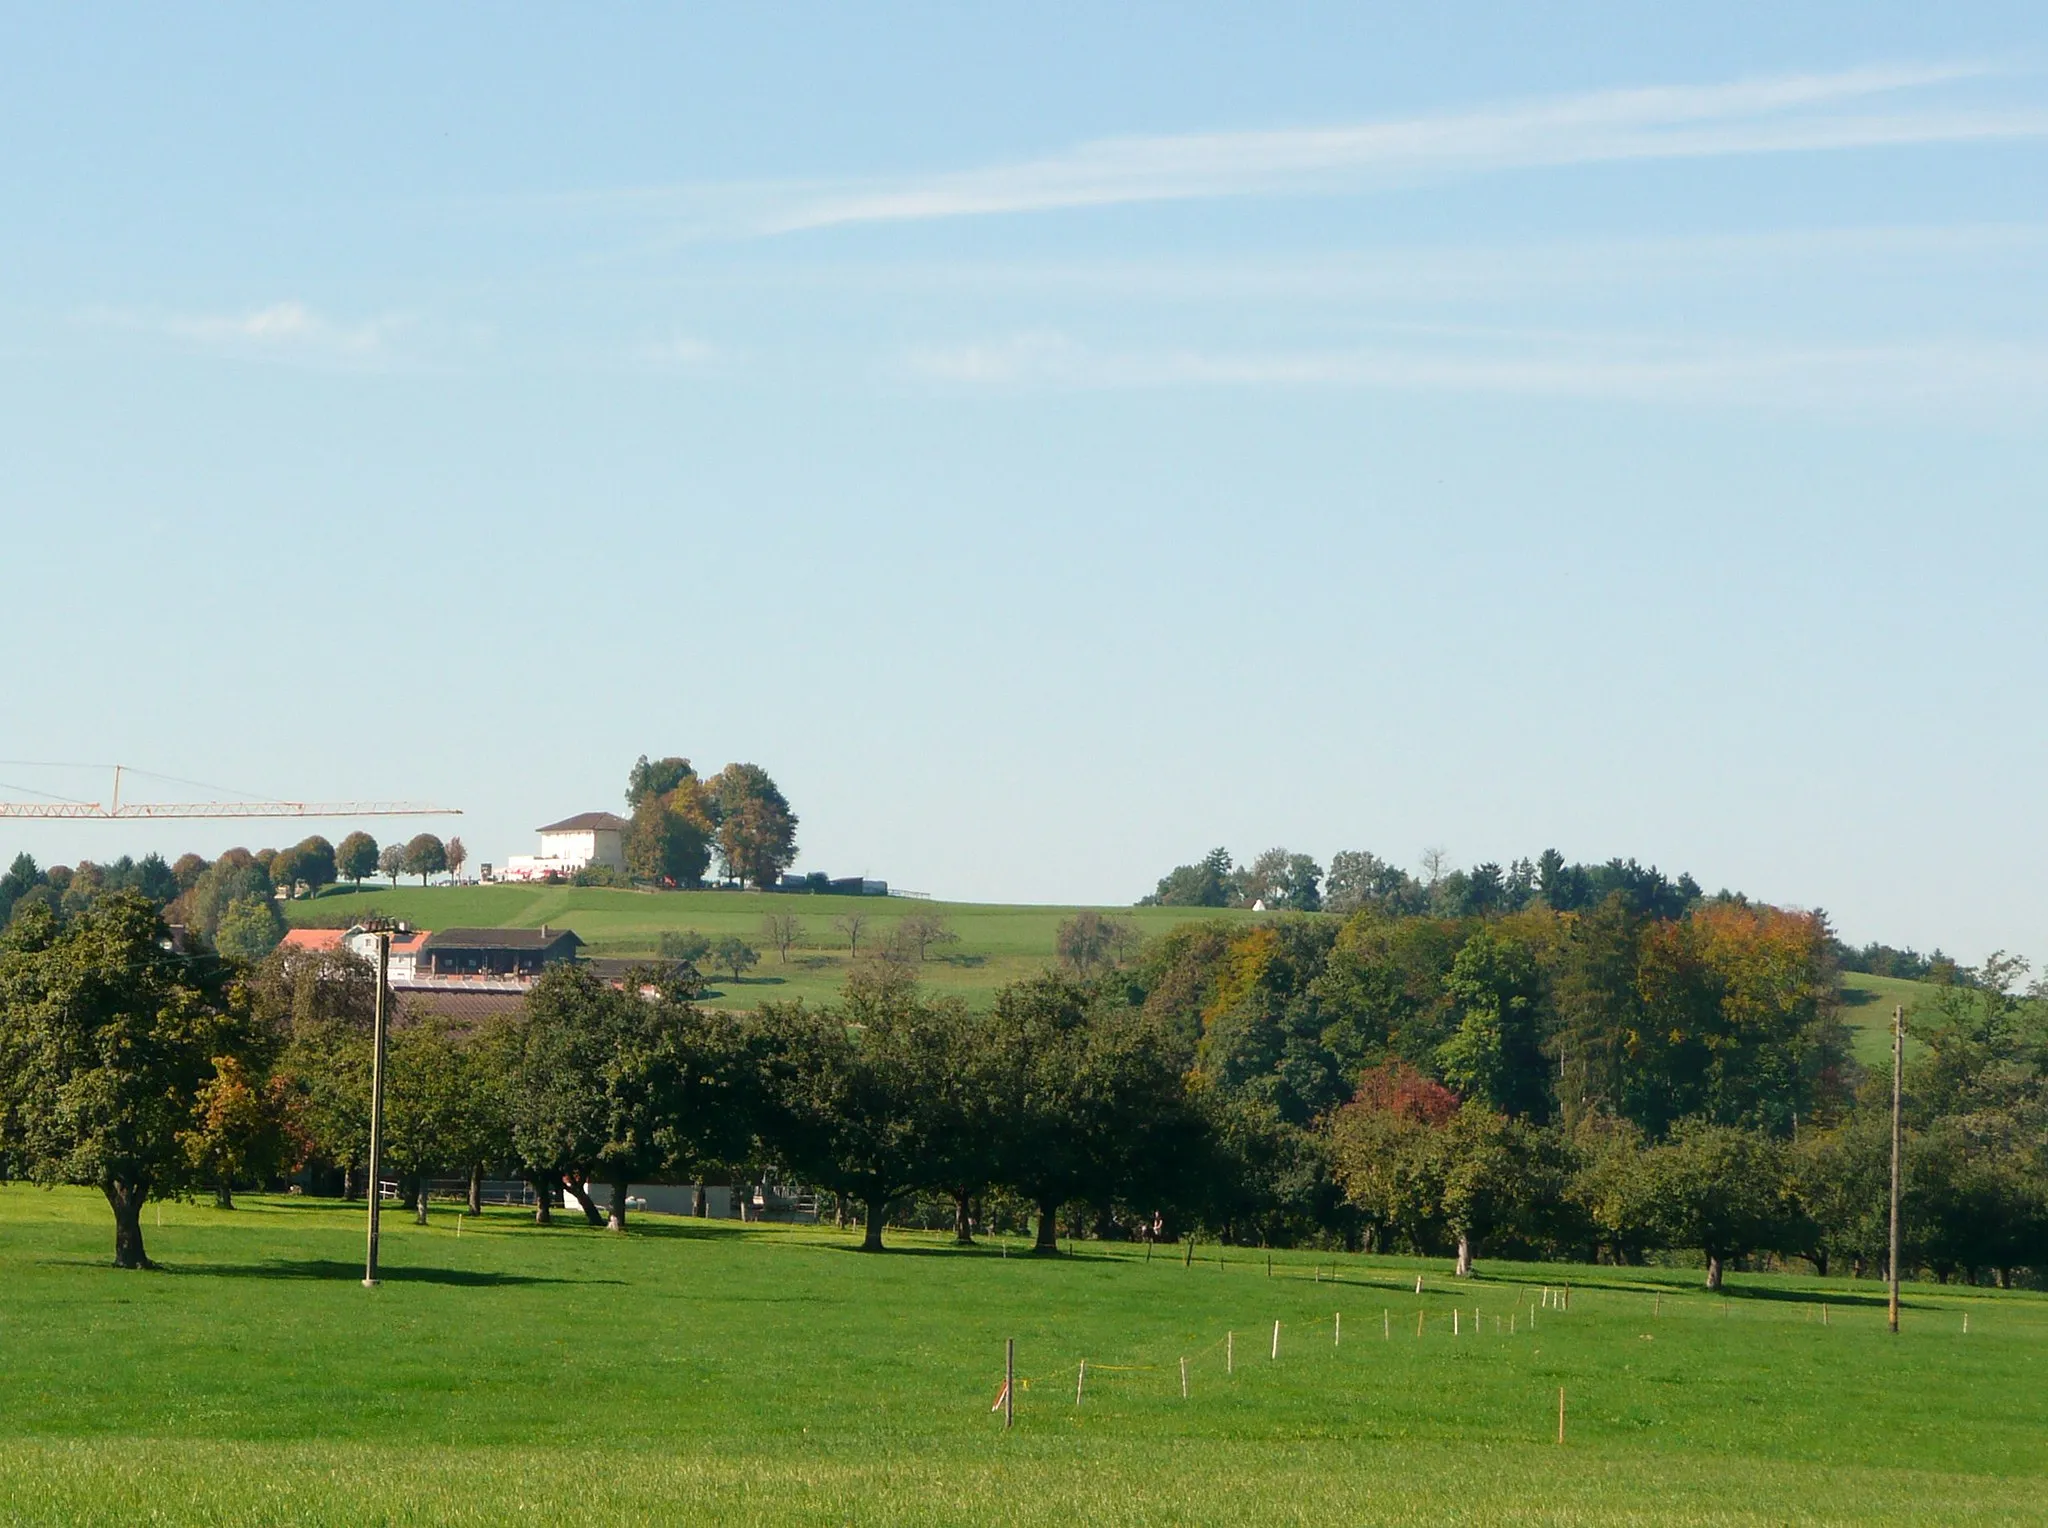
[1005,1339,1014,1429]
[362,931,390,1288]
[1889,1004,1905,1335]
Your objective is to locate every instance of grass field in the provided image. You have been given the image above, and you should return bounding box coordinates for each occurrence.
[0,1187,2041,1526]
[286,885,1260,1011]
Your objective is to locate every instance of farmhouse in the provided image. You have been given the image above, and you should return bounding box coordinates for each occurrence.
[498,811,629,882]
[280,924,429,983]
[414,925,583,985]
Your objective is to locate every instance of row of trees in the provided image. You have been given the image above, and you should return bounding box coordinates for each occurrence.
[1145,845,1707,920]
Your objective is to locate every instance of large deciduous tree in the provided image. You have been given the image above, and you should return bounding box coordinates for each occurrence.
[402,834,448,887]
[709,763,799,888]
[335,832,380,890]
[0,894,241,1267]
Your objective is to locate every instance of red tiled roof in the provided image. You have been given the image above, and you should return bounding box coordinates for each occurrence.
[280,928,345,951]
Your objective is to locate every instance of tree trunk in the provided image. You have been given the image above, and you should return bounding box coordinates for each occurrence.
[342,1163,359,1201]
[608,1179,630,1232]
[1033,1198,1061,1255]
[415,1178,430,1226]
[1811,1250,1829,1278]
[693,1185,707,1218]
[833,1197,846,1229]
[861,1198,886,1252]
[467,1165,483,1217]
[566,1177,603,1226]
[1454,1231,1473,1278]
[215,1182,235,1211]
[953,1191,974,1245]
[527,1175,553,1226]
[105,1181,154,1270]
[1705,1252,1724,1291]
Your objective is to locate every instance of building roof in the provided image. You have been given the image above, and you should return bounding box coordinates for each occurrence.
[420,926,584,953]
[280,928,345,951]
[395,989,530,1025]
[537,811,630,834]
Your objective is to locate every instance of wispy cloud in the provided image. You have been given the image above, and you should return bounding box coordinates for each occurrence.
[748,63,2042,233]
[87,301,408,366]
[635,333,720,369]
[903,330,2048,412]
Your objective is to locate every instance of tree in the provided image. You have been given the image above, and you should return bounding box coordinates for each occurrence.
[984,975,1201,1254]
[709,763,799,888]
[514,964,742,1232]
[177,851,277,943]
[658,929,711,965]
[0,893,239,1267]
[179,1054,291,1210]
[896,911,958,963]
[1055,911,1116,976]
[1324,851,1423,916]
[752,977,961,1251]
[1241,848,1323,912]
[626,755,697,808]
[291,836,337,898]
[0,852,43,929]
[336,832,379,889]
[710,936,759,983]
[214,896,284,963]
[1437,927,1552,1120]
[833,911,870,959]
[625,790,713,887]
[761,912,805,963]
[445,837,468,883]
[402,833,448,887]
[1637,1120,1804,1290]
[1144,848,1238,908]
[377,843,405,885]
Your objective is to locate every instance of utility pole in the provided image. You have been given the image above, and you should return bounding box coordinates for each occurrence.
[1888,1003,1904,1334]
[363,932,391,1288]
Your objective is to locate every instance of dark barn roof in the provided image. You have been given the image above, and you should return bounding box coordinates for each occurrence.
[536,812,630,833]
[421,927,584,954]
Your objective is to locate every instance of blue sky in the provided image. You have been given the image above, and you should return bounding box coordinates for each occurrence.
[3,4,2046,961]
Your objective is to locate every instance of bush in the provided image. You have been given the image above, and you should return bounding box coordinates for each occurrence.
[571,864,626,888]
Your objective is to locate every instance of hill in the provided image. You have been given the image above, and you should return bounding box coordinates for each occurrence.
[287,885,1256,1009]
[2,1187,2042,1525]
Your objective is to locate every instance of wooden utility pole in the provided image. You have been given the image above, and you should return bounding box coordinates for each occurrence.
[1888,1003,1904,1334]
[363,932,391,1288]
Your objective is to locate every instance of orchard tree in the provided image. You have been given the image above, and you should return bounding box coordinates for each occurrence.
[710,936,759,983]
[0,894,240,1267]
[760,912,804,963]
[335,832,379,889]
[179,1054,291,1209]
[1639,1120,1805,1290]
[625,789,713,887]
[291,836,337,898]
[752,970,958,1251]
[377,843,405,885]
[897,911,958,964]
[445,837,468,883]
[402,833,448,887]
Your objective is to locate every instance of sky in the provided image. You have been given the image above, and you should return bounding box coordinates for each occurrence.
[2,4,2045,962]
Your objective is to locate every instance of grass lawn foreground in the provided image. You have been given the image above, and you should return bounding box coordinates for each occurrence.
[0,1187,2043,1525]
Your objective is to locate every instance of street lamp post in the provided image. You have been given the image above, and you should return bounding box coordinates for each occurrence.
[363,930,391,1287]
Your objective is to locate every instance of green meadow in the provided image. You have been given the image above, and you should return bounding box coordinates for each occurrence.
[286,885,1260,1011]
[0,1186,2040,1526]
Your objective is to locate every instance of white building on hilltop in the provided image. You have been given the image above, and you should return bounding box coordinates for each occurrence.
[498,812,630,882]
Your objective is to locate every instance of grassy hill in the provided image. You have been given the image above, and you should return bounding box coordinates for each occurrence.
[3,1186,2043,1525]
[287,885,1257,1010]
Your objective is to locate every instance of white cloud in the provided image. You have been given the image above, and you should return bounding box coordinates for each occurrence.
[756,63,2045,232]
[902,330,2048,412]
[85,301,406,365]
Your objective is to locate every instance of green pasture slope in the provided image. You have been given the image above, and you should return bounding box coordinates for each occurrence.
[288,885,1259,1010]
[1,1189,2042,1526]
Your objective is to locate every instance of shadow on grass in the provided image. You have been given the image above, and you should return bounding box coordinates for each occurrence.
[167,1257,612,1287]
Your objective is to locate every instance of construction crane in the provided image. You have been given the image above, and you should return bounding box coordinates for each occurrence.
[0,763,461,821]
